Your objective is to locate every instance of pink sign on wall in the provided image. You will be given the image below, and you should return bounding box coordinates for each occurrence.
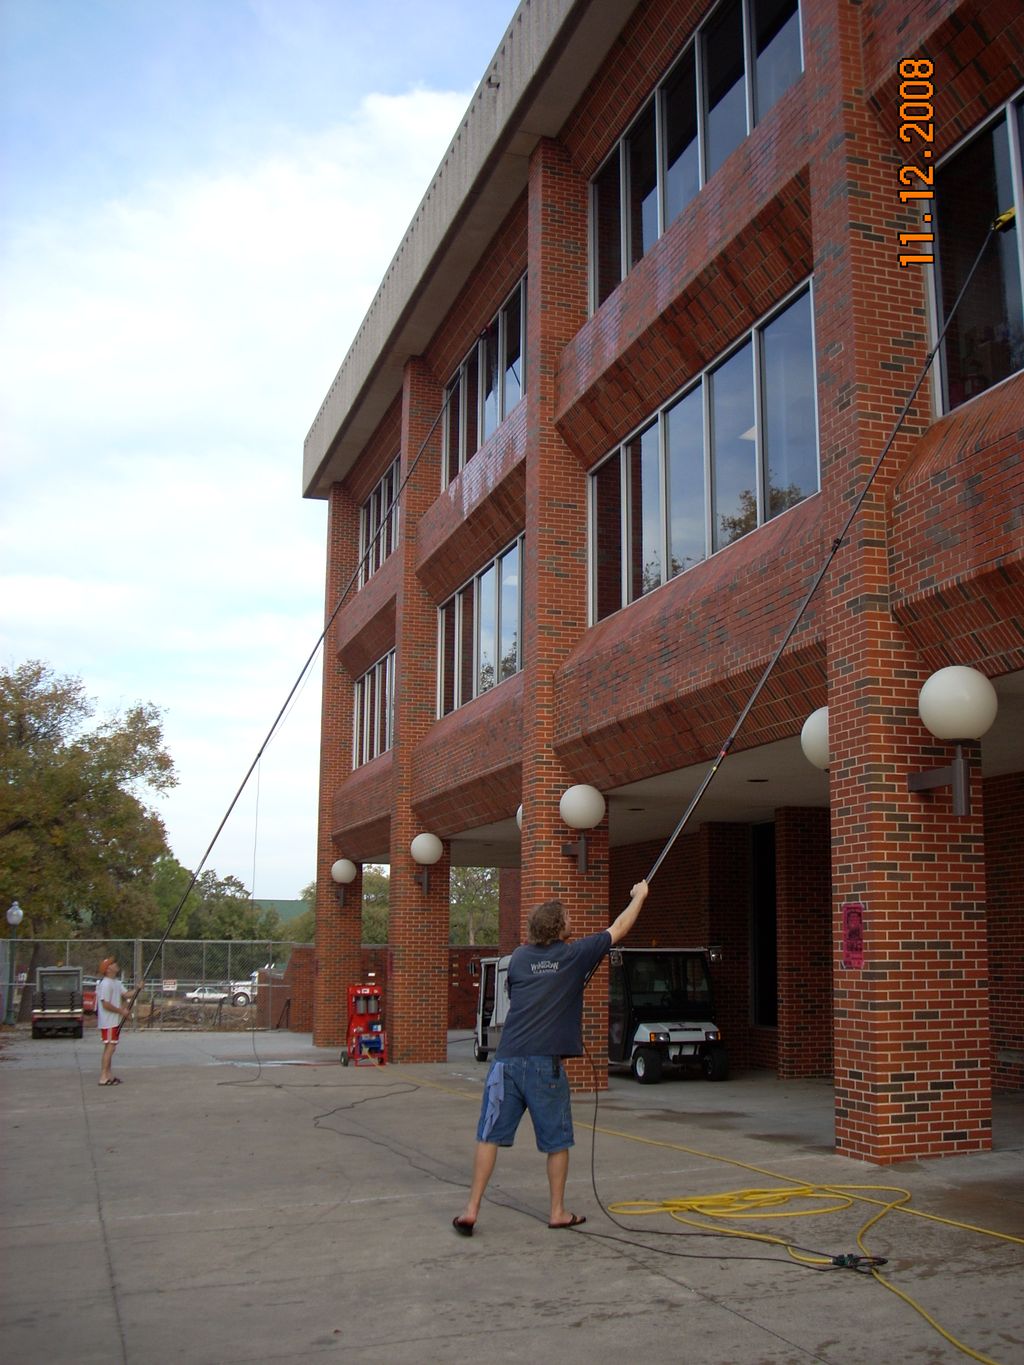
[841,902,865,970]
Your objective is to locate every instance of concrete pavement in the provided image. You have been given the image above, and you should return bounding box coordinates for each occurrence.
[1,1025,1022,1364]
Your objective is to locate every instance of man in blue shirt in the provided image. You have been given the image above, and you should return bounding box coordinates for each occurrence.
[453,878,649,1235]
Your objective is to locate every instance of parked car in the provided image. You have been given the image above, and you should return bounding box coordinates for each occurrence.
[82,976,99,1014]
[184,985,229,1004]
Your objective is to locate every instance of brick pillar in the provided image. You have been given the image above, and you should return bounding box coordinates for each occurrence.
[521,137,605,1089]
[805,0,991,1159]
[701,824,751,1071]
[985,773,1024,1092]
[776,808,832,1078]
[388,356,450,1063]
[313,486,363,1046]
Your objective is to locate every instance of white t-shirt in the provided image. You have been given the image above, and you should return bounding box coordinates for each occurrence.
[97,976,126,1031]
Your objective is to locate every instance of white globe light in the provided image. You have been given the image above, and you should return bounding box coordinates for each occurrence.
[918,666,998,741]
[516,804,523,830]
[410,832,444,866]
[6,901,24,928]
[330,858,358,886]
[800,707,830,771]
[559,784,606,831]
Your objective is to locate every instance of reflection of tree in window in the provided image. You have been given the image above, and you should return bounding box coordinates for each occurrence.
[666,385,705,575]
[763,289,816,517]
[936,109,1023,410]
[477,564,496,695]
[627,423,660,602]
[499,542,519,681]
[710,341,756,550]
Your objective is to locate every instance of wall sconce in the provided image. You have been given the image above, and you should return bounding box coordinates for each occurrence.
[516,803,523,830]
[559,784,606,874]
[908,666,998,817]
[410,832,443,893]
[330,858,358,906]
[800,706,830,770]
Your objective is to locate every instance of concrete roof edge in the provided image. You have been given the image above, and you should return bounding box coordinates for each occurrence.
[301,0,635,500]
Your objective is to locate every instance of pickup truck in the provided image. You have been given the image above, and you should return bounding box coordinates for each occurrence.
[32,967,85,1039]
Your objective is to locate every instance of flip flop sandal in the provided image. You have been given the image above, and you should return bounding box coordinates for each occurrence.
[452,1217,474,1237]
[548,1213,586,1228]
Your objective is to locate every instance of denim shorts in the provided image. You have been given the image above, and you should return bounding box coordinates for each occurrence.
[476,1055,574,1153]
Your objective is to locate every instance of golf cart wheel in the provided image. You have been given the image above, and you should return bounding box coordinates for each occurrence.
[702,1046,729,1081]
[631,1046,664,1084]
[232,993,250,1007]
[473,1044,489,1062]
[341,1052,349,1067]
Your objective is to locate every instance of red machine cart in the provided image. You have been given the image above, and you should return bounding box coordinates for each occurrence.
[341,979,387,1066]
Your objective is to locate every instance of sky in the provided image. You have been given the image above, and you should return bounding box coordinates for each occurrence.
[0,0,518,901]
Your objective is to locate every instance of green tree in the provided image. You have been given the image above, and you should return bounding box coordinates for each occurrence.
[361,865,390,943]
[148,854,285,941]
[291,869,390,943]
[0,661,176,938]
[287,879,317,943]
[151,854,205,938]
[449,866,499,945]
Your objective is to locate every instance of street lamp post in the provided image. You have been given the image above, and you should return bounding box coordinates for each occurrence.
[5,901,24,1026]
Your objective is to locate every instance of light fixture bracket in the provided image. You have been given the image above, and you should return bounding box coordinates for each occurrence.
[562,833,590,875]
[908,742,971,817]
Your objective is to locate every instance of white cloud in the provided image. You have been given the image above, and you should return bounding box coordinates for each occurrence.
[0,86,471,897]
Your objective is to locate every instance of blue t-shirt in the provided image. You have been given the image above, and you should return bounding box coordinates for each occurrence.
[495,931,612,1059]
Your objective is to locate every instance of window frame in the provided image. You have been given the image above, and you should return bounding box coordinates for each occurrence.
[353,649,396,768]
[437,535,525,716]
[590,0,804,312]
[358,457,401,588]
[588,280,818,622]
[930,91,1024,414]
[442,277,527,486]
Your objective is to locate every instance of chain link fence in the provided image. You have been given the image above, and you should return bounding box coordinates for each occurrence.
[1,938,298,1031]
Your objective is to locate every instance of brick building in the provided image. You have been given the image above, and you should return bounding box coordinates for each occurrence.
[302,0,1024,1163]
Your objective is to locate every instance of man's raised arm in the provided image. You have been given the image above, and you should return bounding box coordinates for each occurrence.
[608,880,649,945]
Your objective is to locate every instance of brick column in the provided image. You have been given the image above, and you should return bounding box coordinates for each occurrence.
[388,356,450,1063]
[701,824,751,1071]
[521,137,606,1088]
[313,486,364,1046]
[775,808,832,1078]
[805,0,991,1159]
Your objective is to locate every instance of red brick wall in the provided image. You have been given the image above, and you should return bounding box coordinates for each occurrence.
[985,773,1024,1091]
[314,488,365,1047]
[776,808,832,1077]
[807,0,993,1162]
[388,357,451,1063]
[283,947,314,1033]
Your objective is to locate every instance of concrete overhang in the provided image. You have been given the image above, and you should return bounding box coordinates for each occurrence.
[302,0,641,500]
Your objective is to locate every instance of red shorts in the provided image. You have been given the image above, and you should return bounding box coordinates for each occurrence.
[100,1026,121,1043]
